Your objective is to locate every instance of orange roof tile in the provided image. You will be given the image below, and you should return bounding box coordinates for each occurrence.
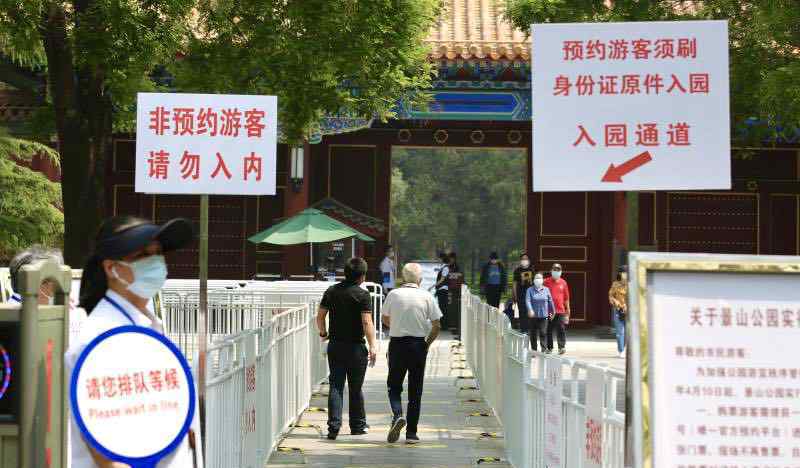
[426,0,529,60]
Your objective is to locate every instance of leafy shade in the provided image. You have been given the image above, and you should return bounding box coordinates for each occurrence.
[504,0,800,142]
[176,0,440,143]
[391,148,526,263]
[0,0,195,266]
[0,131,63,261]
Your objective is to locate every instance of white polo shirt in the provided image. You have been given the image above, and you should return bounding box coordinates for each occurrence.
[64,289,203,468]
[381,284,443,338]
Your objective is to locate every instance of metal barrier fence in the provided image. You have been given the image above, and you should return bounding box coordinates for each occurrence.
[460,287,625,468]
[159,280,385,361]
[203,303,328,468]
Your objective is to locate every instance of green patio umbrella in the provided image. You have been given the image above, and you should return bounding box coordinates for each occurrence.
[247,208,375,267]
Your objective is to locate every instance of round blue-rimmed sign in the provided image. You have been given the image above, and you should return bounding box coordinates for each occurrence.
[70,325,195,468]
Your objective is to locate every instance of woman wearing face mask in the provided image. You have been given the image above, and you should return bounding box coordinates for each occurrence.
[608,266,628,358]
[544,263,570,355]
[524,273,555,352]
[65,215,201,468]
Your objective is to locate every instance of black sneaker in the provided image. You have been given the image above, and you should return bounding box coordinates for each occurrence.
[406,433,420,444]
[351,427,369,435]
[544,349,553,354]
[327,431,338,440]
[387,417,406,443]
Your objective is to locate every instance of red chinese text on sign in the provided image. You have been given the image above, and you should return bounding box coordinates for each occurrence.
[212,152,233,180]
[149,107,170,135]
[180,151,200,180]
[148,150,169,180]
[244,152,263,181]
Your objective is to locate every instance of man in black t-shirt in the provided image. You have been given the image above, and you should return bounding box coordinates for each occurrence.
[512,253,535,332]
[317,257,378,440]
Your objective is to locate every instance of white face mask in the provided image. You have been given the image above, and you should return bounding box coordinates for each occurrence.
[533,277,544,288]
[113,255,168,299]
[520,260,530,268]
[551,270,562,280]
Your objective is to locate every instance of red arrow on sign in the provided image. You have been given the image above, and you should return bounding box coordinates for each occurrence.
[601,151,653,183]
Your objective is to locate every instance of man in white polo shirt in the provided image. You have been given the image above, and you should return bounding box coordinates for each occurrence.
[381,263,442,444]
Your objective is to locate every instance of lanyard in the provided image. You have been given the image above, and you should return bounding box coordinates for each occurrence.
[103,295,136,325]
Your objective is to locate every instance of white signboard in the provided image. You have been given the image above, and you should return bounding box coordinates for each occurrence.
[70,326,195,465]
[531,21,730,191]
[544,356,563,468]
[135,93,278,195]
[584,366,605,468]
[650,271,800,466]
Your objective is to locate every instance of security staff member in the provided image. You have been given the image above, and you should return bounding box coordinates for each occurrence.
[316,258,378,440]
[65,215,202,468]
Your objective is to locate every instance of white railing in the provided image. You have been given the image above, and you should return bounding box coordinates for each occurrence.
[461,287,625,468]
[160,280,385,361]
[195,279,383,468]
[203,303,328,468]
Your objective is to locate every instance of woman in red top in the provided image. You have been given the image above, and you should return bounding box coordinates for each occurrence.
[544,263,570,355]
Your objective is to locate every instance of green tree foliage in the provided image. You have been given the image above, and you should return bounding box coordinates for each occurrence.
[0,0,194,267]
[0,131,63,261]
[0,0,439,266]
[176,0,439,143]
[504,0,800,141]
[391,148,526,268]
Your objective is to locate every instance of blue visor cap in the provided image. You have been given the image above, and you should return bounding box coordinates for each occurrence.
[96,218,195,259]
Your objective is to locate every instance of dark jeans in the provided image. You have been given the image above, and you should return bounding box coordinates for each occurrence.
[327,341,368,433]
[612,308,625,353]
[528,317,548,351]
[387,336,428,435]
[484,284,502,308]
[436,289,449,329]
[547,314,567,350]
[516,296,529,331]
[448,294,461,334]
[518,309,530,332]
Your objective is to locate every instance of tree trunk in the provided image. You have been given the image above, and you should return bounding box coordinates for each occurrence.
[42,3,109,268]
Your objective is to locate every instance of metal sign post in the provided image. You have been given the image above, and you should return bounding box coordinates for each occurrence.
[197,194,209,448]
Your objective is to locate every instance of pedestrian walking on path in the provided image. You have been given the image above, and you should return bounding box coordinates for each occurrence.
[545,263,571,355]
[66,215,202,467]
[480,252,507,308]
[433,252,450,328]
[609,266,628,358]
[525,272,555,352]
[316,257,378,440]
[381,263,442,444]
[512,253,535,332]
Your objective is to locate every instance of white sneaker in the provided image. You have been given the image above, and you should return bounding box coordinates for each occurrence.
[618,352,625,358]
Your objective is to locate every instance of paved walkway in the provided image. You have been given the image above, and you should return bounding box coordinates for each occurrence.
[264,331,623,467]
[265,335,511,467]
